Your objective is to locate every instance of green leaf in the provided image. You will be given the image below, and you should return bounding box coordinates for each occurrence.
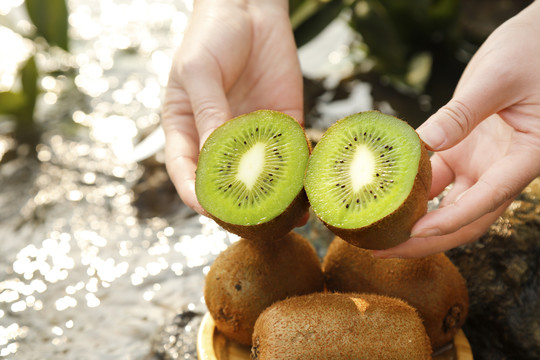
[0,92,26,115]
[292,0,346,48]
[289,0,308,16]
[0,56,38,118]
[21,56,38,104]
[17,56,38,127]
[350,0,409,76]
[25,0,69,51]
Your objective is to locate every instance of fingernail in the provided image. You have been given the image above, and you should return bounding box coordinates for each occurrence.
[410,227,440,238]
[417,122,446,150]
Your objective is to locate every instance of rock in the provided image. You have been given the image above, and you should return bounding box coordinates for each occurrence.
[447,178,540,360]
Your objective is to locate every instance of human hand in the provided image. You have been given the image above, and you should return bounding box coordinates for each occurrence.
[162,0,303,215]
[374,1,540,258]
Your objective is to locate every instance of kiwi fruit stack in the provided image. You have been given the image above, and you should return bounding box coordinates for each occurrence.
[323,236,469,350]
[204,232,324,345]
[197,110,467,357]
[304,111,431,250]
[252,292,433,360]
[195,110,311,241]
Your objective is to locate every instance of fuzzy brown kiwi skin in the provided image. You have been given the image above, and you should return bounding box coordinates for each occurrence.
[323,236,469,350]
[252,292,432,360]
[323,138,432,250]
[205,189,309,242]
[199,113,312,242]
[204,232,324,345]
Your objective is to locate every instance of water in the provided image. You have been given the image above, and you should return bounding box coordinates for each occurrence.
[0,1,229,359]
[0,1,348,358]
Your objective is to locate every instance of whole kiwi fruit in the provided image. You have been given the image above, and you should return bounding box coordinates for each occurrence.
[204,232,324,345]
[252,292,432,359]
[323,236,469,350]
[195,110,310,241]
[304,111,431,250]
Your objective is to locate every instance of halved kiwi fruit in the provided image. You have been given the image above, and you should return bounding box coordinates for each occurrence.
[195,110,310,241]
[304,111,431,250]
[252,292,432,359]
[323,236,469,350]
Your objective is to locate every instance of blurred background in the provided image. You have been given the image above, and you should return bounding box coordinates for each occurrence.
[0,0,534,359]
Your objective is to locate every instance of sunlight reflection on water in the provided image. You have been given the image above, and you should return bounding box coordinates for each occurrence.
[0,1,245,359]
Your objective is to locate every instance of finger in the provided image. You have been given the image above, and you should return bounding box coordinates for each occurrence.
[166,151,204,215]
[411,152,537,238]
[372,200,510,259]
[182,61,232,148]
[162,125,205,214]
[428,153,455,199]
[162,82,206,214]
[417,59,517,152]
[164,56,231,214]
[438,177,475,208]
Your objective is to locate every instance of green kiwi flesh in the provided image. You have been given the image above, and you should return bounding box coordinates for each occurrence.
[196,110,310,240]
[204,232,324,345]
[304,111,431,249]
[252,292,432,359]
[323,236,469,350]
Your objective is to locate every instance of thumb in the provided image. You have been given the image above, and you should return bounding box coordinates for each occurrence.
[416,99,477,151]
[418,89,508,151]
[184,65,232,149]
[417,59,517,151]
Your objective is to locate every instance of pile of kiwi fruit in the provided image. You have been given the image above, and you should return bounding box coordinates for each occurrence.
[196,110,469,359]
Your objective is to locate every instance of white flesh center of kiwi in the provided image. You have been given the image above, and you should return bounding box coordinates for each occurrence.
[236,142,266,190]
[349,144,375,192]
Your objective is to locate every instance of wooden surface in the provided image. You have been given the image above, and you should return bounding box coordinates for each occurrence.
[197,312,473,360]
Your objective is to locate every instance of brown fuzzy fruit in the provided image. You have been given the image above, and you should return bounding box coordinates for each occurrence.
[204,232,324,345]
[195,110,311,241]
[323,236,469,350]
[252,292,433,360]
[304,111,431,250]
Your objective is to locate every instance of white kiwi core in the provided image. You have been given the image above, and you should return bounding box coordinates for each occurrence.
[349,145,375,192]
[236,142,266,190]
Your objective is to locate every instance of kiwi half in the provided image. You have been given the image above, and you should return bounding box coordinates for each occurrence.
[252,292,432,359]
[204,232,324,345]
[323,236,469,350]
[196,110,310,241]
[304,111,431,250]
